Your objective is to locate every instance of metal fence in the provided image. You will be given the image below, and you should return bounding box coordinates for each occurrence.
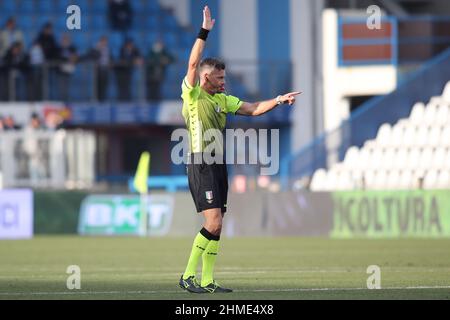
[0,129,95,189]
[0,60,292,103]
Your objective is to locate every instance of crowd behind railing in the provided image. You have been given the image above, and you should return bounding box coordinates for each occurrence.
[0,15,176,103]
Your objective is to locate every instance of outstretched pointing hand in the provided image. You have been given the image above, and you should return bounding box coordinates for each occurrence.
[280,91,302,106]
[202,6,215,31]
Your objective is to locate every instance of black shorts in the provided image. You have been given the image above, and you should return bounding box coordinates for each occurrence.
[187,153,228,213]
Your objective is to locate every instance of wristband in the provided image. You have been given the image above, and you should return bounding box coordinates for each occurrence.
[197,28,210,41]
[276,95,283,105]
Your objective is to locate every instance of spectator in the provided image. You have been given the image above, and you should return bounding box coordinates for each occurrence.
[3,41,29,101]
[0,57,7,100]
[36,22,58,62]
[2,115,21,130]
[86,36,111,102]
[44,110,64,131]
[23,113,46,184]
[0,17,24,58]
[36,22,59,100]
[146,39,174,101]
[0,115,4,131]
[108,0,133,33]
[115,38,142,101]
[57,34,78,102]
[28,39,45,101]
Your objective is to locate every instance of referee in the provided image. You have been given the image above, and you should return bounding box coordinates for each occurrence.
[179,6,300,294]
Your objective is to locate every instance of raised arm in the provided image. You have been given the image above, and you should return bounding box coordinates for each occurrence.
[236,92,302,116]
[185,6,216,87]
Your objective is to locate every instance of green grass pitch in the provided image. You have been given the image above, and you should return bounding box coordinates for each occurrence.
[1,236,450,300]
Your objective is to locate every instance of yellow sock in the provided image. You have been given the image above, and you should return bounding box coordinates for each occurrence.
[201,240,219,286]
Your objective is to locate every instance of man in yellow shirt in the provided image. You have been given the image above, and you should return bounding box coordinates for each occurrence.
[179,6,300,294]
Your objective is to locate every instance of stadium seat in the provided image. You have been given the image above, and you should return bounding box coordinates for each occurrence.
[336,170,353,190]
[409,102,425,125]
[436,170,450,188]
[89,14,108,30]
[376,123,391,146]
[17,0,36,14]
[37,0,55,13]
[390,123,405,147]
[412,169,426,188]
[369,148,383,170]
[163,32,178,48]
[423,170,439,189]
[418,147,433,170]
[343,146,359,168]
[440,125,450,147]
[399,170,413,189]
[402,124,416,147]
[443,81,450,102]
[424,103,438,126]
[373,170,387,190]
[325,169,339,191]
[432,147,446,170]
[0,1,17,14]
[407,148,420,170]
[355,147,370,171]
[445,148,450,170]
[416,126,429,147]
[436,104,449,126]
[393,148,407,170]
[381,147,395,170]
[386,170,400,189]
[18,15,35,31]
[363,170,376,189]
[428,126,441,147]
[310,169,327,191]
[90,0,107,13]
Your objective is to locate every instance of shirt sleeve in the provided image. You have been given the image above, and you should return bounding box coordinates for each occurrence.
[181,77,200,103]
[224,94,244,114]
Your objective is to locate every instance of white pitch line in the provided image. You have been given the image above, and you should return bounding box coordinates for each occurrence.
[1,285,450,296]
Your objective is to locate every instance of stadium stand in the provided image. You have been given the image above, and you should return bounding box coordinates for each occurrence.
[310,81,450,191]
[0,0,251,102]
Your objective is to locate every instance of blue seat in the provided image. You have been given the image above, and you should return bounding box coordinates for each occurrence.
[34,16,54,30]
[72,33,91,52]
[145,31,159,50]
[89,14,108,30]
[146,0,160,13]
[90,0,107,13]
[55,15,69,30]
[0,1,17,14]
[58,0,88,11]
[17,0,36,13]
[17,15,35,31]
[36,0,54,13]
[162,14,178,30]
[163,32,177,48]
[143,14,159,30]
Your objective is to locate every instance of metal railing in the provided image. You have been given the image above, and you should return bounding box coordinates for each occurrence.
[0,60,292,103]
[0,129,95,189]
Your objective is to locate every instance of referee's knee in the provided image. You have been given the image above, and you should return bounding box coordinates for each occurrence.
[205,222,222,236]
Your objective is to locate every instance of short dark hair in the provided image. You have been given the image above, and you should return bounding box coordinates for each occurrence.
[200,57,225,71]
